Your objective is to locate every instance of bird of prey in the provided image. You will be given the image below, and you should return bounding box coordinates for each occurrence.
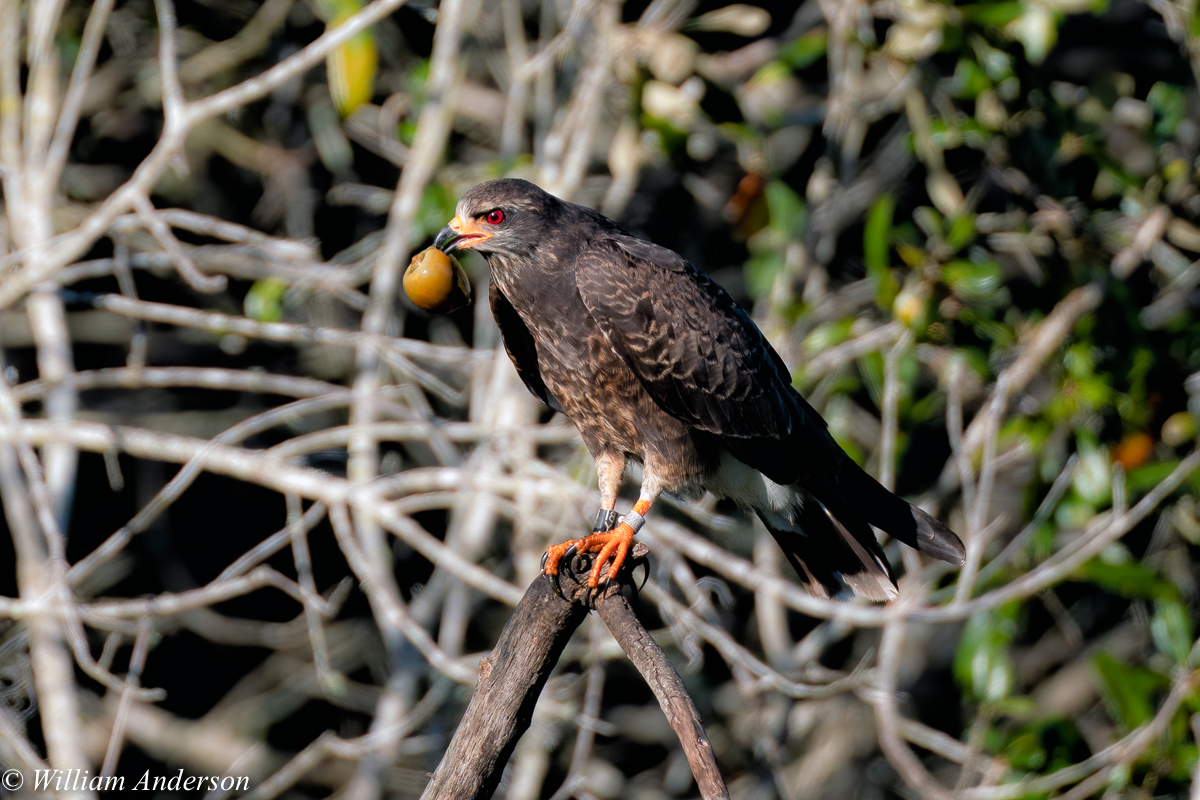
[433,178,965,600]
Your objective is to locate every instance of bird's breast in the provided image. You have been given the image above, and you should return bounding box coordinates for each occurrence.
[489,262,706,486]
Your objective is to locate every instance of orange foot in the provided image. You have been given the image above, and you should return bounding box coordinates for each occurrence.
[543,524,636,588]
[543,501,650,588]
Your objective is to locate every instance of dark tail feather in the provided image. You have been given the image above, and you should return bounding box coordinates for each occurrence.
[760,496,898,602]
[838,460,966,565]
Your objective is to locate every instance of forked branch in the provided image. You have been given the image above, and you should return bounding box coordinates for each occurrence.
[420,546,729,800]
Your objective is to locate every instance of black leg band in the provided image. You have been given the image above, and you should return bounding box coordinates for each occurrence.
[593,508,620,532]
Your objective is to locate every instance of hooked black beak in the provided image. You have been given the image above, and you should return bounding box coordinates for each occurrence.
[434,225,464,254]
[434,214,492,254]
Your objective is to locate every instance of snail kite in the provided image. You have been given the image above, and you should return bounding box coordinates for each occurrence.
[434,178,965,600]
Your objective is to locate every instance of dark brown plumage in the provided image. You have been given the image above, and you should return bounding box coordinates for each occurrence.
[433,178,965,599]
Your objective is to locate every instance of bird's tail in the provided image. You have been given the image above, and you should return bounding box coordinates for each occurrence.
[832,459,966,566]
[758,460,964,602]
[758,491,900,602]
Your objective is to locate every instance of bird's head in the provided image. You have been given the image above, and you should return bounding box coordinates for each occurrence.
[434,178,554,259]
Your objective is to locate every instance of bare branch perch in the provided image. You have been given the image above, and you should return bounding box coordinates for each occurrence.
[594,586,730,800]
[421,548,729,799]
[419,568,589,799]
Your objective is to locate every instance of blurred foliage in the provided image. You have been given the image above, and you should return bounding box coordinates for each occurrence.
[408,0,1198,787]
[318,0,378,115]
[461,0,1200,792]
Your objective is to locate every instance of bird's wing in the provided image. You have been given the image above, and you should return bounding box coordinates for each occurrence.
[574,235,805,440]
[489,281,564,413]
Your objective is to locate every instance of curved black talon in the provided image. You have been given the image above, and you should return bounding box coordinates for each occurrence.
[542,543,583,598]
[543,551,565,597]
[617,543,652,598]
[543,541,650,603]
[629,557,650,595]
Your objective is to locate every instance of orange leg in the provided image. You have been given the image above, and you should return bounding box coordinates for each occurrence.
[543,499,653,587]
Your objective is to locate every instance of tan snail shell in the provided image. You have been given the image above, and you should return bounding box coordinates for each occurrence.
[403,247,473,314]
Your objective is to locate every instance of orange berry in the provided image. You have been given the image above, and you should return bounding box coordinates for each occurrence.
[1113,432,1153,470]
[403,247,473,314]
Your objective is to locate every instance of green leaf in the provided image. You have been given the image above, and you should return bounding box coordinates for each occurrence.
[1004,729,1047,770]
[972,37,1015,82]
[1001,718,1087,772]
[1092,652,1164,732]
[639,113,688,155]
[779,30,827,70]
[955,603,1020,702]
[1072,434,1112,505]
[864,194,892,273]
[947,214,977,251]
[908,389,944,425]
[953,58,992,100]
[803,318,855,356]
[1030,519,1056,563]
[1077,557,1176,600]
[398,119,417,146]
[930,118,991,150]
[765,180,806,240]
[960,1,1026,26]
[744,250,785,299]
[1127,459,1181,493]
[407,58,431,96]
[1151,598,1193,665]
[864,194,899,309]
[943,259,1002,301]
[317,0,377,116]
[1009,5,1059,66]
[831,433,864,467]
[1147,82,1186,139]
[969,312,1016,345]
[1106,763,1132,793]
[1054,494,1095,529]
[857,352,885,410]
[59,34,82,67]
[244,278,289,323]
[988,695,1036,719]
[1170,741,1198,782]
[961,347,992,380]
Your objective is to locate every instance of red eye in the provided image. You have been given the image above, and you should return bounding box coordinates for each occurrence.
[485,209,504,225]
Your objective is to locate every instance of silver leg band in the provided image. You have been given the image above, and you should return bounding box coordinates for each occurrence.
[620,510,646,533]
